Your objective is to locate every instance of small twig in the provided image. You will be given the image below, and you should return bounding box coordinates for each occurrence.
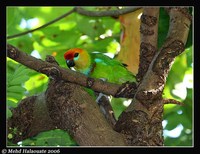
[7,8,75,40]
[162,98,184,106]
[75,7,141,17]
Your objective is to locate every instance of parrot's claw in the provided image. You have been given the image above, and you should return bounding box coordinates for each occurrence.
[96,93,107,103]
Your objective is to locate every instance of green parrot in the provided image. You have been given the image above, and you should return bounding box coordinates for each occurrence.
[63,48,135,84]
[64,48,135,122]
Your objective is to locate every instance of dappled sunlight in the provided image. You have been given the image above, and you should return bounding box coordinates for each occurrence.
[19,18,39,29]
[164,124,184,138]
[6,6,193,146]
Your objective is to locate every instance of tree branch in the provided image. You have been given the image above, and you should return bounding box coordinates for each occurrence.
[45,80,126,146]
[8,56,127,146]
[75,7,141,17]
[6,8,75,40]
[133,7,191,108]
[136,8,160,82]
[8,81,127,146]
[7,44,137,98]
[162,98,184,106]
[115,7,191,146]
[7,93,56,143]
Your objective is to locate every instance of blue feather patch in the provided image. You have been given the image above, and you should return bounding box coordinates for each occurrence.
[94,58,103,63]
[94,58,107,65]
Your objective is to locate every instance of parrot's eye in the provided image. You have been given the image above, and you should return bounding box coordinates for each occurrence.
[74,53,79,57]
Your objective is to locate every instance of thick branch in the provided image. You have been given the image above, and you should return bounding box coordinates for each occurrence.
[7,58,126,146]
[7,93,56,143]
[7,82,126,145]
[136,8,160,82]
[75,7,141,17]
[7,44,137,98]
[115,7,191,146]
[132,7,191,108]
[45,80,126,146]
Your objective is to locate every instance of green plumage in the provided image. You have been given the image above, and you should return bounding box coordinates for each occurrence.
[87,53,135,84]
[64,48,135,99]
[64,48,135,84]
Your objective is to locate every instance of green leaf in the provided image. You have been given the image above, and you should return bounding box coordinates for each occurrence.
[7,85,26,93]
[24,74,48,94]
[111,98,127,119]
[6,7,24,36]
[22,129,77,146]
[76,16,105,39]
[164,112,181,130]
[185,46,193,67]
[9,75,30,86]
[101,17,120,34]
[7,100,18,108]
[7,63,30,86]
[158,8,169,48]
[7,63,30,103]
[7,108,12,118]
[89,37,114,52]
[7,92,23,100]
[7,72,13,81]
[7,35,34,54]
[52,29,81,47]
[14,66,30,77]
[185,18,192,49]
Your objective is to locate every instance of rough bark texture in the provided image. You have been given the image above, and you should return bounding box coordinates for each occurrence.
[7,7,192,146]
[7,79,126,146]
[7,56,126,146]
[114,7,191,146]
[137,8,159,82]
[7,94,56,143]
[45,80,126,146]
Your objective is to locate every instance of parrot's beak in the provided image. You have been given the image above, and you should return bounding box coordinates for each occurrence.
[66,59,75,68]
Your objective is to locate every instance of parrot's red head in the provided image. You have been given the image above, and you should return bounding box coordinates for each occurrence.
[64,48,92,73]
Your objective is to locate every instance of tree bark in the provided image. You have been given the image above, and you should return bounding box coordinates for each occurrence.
[114,7,191,146]
[45,80,126,146]
[7,58,126,146]
[7,7,192,146]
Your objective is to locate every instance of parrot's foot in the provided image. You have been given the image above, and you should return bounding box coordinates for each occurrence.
[95,78,116,127]
[96,93,108,103]
[95,92,116,128]
[95,78,107,103]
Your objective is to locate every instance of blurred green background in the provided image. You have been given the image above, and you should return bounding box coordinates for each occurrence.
[6,6,193,146]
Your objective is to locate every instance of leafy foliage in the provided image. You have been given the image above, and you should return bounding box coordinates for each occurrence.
[20,129,77,146]
[7,59,30,118]
[6,6,193,146]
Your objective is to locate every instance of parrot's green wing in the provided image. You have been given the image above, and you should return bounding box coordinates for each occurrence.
[90,53,135,84]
